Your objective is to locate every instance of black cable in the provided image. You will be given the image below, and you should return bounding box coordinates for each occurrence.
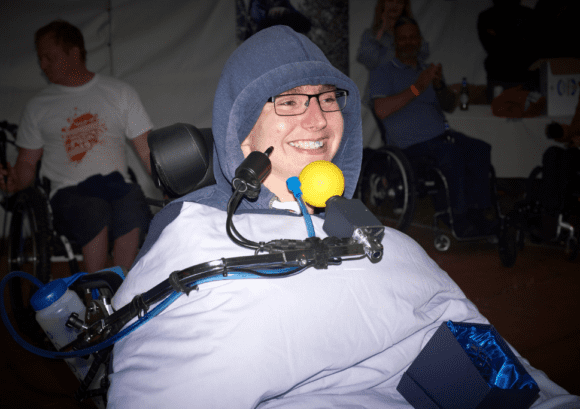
[226,192,248,243]
[226,190,261,249]
[102,263,305,338]
[226,193,253,249]
[64,236,368,353]
[222,264,312,279]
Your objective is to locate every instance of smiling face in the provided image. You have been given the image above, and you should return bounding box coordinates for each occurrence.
[395,22,422,61]
[241,84,344,201]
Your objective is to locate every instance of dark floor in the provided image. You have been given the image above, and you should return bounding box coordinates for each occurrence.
[394,178,580,398]
[0,178,579,407]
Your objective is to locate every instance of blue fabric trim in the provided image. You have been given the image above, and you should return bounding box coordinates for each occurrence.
[446,321,539,391]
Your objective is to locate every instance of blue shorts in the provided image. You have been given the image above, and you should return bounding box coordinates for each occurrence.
[50,173,152,248]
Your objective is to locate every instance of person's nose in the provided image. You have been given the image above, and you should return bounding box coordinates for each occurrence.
[301,96,327,131]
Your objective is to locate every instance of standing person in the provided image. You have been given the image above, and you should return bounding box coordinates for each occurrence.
[533,0,580,59]
[357,0,428,105]
[0,20,153,273]
[370,17,496,237]
[107,25,579,408]
[477,0,538,102]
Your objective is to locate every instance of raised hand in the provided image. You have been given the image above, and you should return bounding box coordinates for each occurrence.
[414,63,440,93]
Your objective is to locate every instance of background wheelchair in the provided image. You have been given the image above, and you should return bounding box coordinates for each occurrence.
[1,122,57,342]
[1,121,113,282]
[1,122,215,406]
[505,148,580,263]
[355,117,516,266]
[0,121,173,345]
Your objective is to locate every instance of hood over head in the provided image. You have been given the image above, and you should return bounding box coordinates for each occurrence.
[183,25,362,213]
[133,26,363,265]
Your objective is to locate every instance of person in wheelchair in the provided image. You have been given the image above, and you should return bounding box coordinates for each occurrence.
[370,17,497,238]
[106,25,578,408]
[0,20,153,273]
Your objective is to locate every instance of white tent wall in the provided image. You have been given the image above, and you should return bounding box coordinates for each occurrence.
[0,0,538,236]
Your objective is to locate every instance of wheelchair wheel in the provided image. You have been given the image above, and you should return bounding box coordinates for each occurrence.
[7,187,51,280]
[565,235,579,262]
[358,147,416,232]
[434,233,451,252]
[6,187,51,343]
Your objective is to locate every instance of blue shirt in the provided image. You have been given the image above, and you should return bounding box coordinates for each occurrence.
[369,58,446,149]
[356,29,430,107]
[356,29,430,73]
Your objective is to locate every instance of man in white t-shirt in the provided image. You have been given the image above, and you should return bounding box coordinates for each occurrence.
[0,20,154,273]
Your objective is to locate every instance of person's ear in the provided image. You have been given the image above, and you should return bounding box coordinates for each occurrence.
[240,135,253,159]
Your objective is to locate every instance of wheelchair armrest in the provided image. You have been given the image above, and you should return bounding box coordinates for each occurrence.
[71,270,125,296]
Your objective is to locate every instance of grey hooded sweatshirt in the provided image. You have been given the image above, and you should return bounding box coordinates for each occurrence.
[135,25,362,263]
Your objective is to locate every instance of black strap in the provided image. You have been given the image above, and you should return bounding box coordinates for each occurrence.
[130,294,150,318]
[169,271,197,296]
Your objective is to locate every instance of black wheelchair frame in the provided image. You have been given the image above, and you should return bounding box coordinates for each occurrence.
[354,114,515,265]
[1,124,56,346]
[504,162,580,262]
[0,122,185,277]
[1,122,96,278]
[0,121,170,363]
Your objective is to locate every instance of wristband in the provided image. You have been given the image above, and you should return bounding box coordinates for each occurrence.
[410,85,420,96]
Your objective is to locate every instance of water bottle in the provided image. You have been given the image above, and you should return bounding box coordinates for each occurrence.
[459,77,469,111]
[31,277,106,409]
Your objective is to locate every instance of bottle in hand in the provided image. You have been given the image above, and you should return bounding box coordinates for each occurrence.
[459,77,469,111]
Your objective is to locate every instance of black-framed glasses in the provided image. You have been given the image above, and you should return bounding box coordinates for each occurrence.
[267,89,349,116]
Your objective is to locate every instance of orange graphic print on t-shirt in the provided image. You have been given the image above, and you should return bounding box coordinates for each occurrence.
[61,108,107,163]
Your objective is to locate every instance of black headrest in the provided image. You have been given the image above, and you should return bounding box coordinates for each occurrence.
[148,123,215,198]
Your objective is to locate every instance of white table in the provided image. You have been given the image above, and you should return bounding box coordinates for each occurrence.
[445,105,573,178]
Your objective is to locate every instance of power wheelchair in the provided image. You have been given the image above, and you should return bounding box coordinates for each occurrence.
[2,122,387,407]
[355,115,516,266]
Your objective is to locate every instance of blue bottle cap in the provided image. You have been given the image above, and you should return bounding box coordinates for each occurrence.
[30,279,68,311]
[30,272,87,311]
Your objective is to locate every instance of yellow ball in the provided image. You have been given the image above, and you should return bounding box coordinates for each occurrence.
[299,160,345,208]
